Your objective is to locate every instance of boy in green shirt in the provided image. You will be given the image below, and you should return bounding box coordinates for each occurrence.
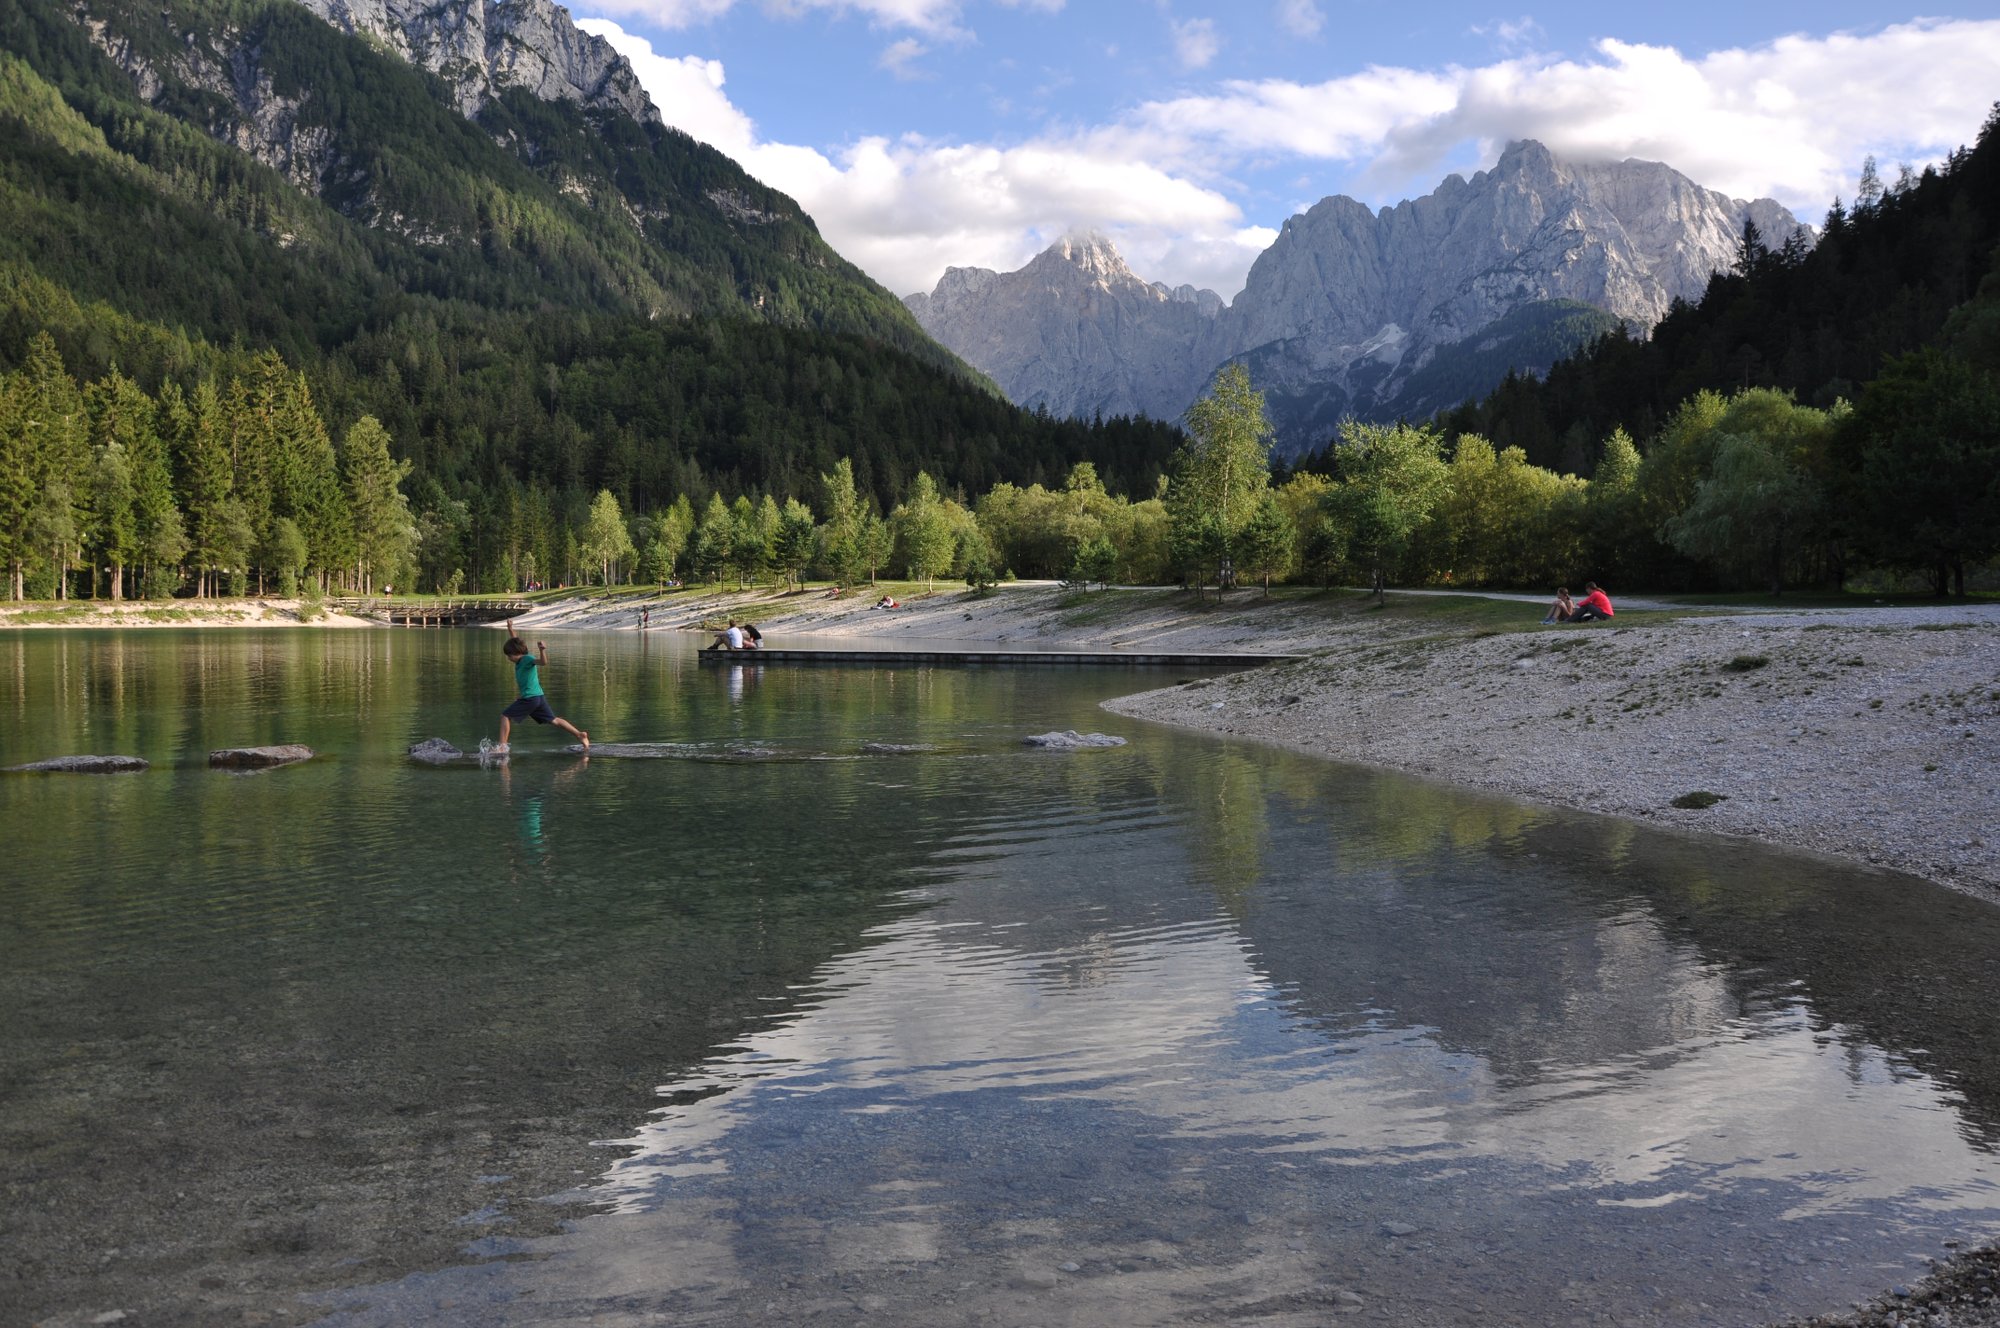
[496,621,589,753]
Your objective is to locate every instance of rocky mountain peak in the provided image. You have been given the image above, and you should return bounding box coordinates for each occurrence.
[293,0,660,123]
[904,233,1224,422]
[1038,230,1133,284]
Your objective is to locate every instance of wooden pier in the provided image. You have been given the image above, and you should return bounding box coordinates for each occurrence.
[334,598,531,627]
[698,647,1294,670]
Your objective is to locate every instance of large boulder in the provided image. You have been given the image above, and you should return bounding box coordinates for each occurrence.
[209,745,315,769]
[5,754,149,773]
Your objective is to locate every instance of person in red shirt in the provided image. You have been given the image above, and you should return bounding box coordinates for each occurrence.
[1570,582,1615,622]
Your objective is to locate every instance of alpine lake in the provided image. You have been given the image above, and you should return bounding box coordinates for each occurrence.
[4,626,1999,1328]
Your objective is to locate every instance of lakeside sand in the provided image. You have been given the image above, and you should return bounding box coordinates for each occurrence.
[523,582,2000,904]
[0,598,376,628]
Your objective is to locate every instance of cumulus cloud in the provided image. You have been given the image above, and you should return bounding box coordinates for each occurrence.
[583,21,1257,296]
[1171,16,1221,70]
[1128,18,2000,210]
[1274,0,1322,40]
[583,16,2000,300]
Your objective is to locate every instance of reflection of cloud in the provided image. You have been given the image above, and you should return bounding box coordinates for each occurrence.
[595,906,1998,1221]
[583,17,2000,298]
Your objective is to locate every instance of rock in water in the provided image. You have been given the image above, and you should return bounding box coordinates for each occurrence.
[1022,730,1127,749]
[407,738,463,764]
[209,745,315,769]
[5,754,149,773]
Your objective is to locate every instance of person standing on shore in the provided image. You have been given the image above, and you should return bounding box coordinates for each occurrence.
[496,621,588,753]
[1569,583,1615,622]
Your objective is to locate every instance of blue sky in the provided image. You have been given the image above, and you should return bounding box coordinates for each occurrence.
[571,1,2000,299]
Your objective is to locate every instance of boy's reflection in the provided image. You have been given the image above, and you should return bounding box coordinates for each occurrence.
[498,754,589,862]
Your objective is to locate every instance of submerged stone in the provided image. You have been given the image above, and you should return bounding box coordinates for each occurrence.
[1022,730,1126,749]
[5,754,149,774]
[407,738,464,764]
[209,745,315,769]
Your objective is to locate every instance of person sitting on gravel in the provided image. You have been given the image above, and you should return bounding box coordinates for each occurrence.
[1542,587,1575,624]
[1569,583,1615,622]
[874,595,899,610]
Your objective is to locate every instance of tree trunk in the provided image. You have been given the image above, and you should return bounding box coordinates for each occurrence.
[110,564,124,601]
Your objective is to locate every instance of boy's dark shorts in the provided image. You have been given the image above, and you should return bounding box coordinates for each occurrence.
[503,695,556,724]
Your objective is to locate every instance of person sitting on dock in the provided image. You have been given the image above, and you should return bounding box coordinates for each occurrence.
[711,620,746,650]
[741,623,763,649]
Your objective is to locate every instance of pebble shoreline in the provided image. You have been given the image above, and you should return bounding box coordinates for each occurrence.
[1103,605,2000,905]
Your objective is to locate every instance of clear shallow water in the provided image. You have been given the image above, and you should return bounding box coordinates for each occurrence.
[3,628,1999,1327]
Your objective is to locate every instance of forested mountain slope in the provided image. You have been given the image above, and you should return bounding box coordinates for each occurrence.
[0,0,1182,534]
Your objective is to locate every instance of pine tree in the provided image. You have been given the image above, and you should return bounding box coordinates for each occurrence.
[342,416,414,594]
[1,334,87,598]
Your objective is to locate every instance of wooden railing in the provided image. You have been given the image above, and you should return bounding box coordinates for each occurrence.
[332,598,531,626]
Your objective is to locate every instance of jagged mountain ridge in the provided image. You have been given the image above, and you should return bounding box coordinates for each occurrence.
[906,142,1810,449]
[298,0,658,123]
[904,233,1222,419]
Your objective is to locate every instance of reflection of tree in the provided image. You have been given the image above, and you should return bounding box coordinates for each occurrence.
[1154,747,1269,912]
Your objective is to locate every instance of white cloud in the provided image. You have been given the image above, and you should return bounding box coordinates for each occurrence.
[1470,16,1543,54]
[1127,18,2000,212]
[878,37,930,79]
[582,16,2000,301]
[1274,0,1322,40]
[581,0,1062,36]
[1171,16,1221,70]
[583,21,1255,296]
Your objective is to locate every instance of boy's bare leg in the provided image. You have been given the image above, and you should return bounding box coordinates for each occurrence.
[499,716,512,748]
[553,717,589,749]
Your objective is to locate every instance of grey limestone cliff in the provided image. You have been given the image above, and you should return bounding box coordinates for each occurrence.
[904,233,1223,423]
[909,143,1810,447]
[294,0,658,123]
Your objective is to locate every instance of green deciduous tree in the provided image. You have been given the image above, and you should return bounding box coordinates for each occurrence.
[1167,364,1273,590]
[816,458,865,586]
[892,471,954,589]
[1323,421,1450,597]
[582,488,638,586]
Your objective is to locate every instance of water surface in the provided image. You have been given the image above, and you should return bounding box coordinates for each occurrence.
[3,628,1998,1327]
